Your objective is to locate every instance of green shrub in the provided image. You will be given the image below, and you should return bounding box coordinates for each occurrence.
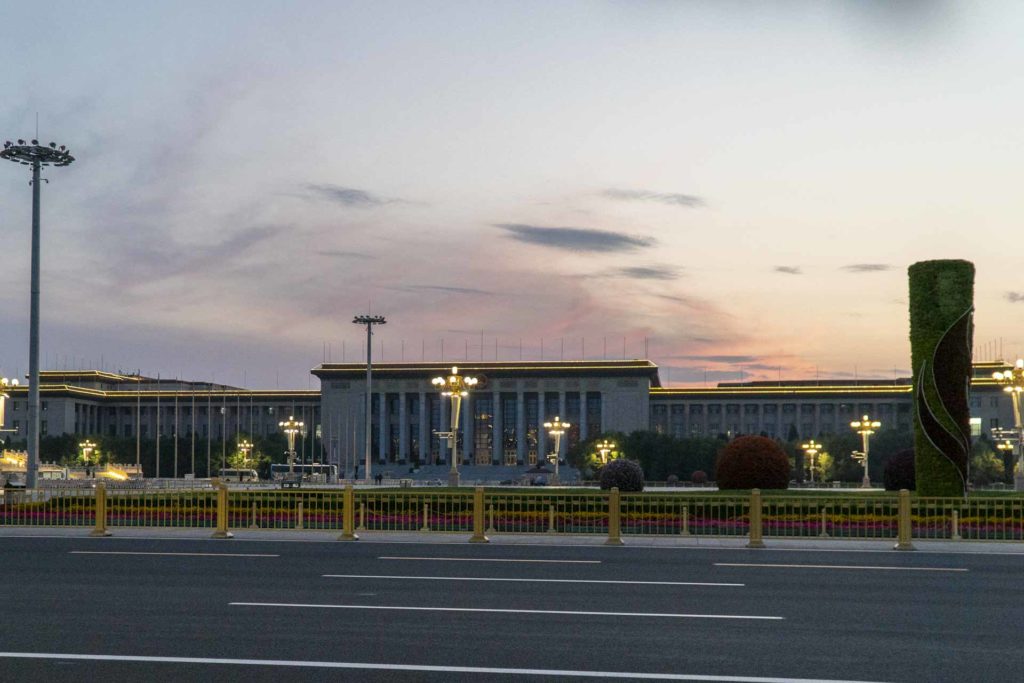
[715,436,789,490]
[599,459,644,492]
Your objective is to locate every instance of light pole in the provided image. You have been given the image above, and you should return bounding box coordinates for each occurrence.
[279,416,304,475]
[595,438,616,464]
[543,416,570,485]
[237,439,253,480]
[850,415,880,488]
[1,377,20,436]
[353,314,386,483]
[432,366,477,487]
[2,138,74,489]
[801,439,821,484]
[993,359,1024,491]
[79,439,97,477]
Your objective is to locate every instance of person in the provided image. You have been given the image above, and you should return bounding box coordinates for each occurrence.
[375,472,383,485]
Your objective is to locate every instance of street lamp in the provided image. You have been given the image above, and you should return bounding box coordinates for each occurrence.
[238,439,253,463]
[850,415,881,488]
[432,366,478,487]
[993,359,1024,491]
[279,416,304,475]
[543,416,570,485]
[2,138,75,489]
[801,439,821,484]
[79,439,97,478]
[595,438,616,464]
[353,314,386,483]
[1,377,19,434]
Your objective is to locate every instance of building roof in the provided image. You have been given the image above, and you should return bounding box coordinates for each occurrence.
[312,359,662,386]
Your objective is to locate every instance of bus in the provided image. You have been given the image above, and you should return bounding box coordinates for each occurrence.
[269,463,337,484]
[218,468,260,483]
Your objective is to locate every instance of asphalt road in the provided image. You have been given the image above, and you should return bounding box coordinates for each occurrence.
[0,535,1021,682]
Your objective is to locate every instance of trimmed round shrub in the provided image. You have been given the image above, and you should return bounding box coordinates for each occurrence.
[666,474,679,487]
[691,470,708,485]
[715,436,789,490]
[884,448,916,491]
[599,459,645,492]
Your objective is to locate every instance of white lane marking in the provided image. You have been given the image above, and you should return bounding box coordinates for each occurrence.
[0,652,885,681]
[69,551,279,558]
[324,574,743,587]
[231,602,781,620]
[378,556,600,564]
[715,563,967,572]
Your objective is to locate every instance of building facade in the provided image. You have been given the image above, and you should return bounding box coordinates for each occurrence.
[0,361,1015,474]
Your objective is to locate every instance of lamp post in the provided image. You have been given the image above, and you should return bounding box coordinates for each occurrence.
[279,416,304,475]
[543,416,570,485]
[850,415,880,488]
[79,439,97,477]
[595,438,616,464]
[1,377,19,435]
[993,359,1024,491]
[2,138,74,489]
[801,439,821,484]
[432,366,477,487]
[353,314,386,483]
[237,439,253,481]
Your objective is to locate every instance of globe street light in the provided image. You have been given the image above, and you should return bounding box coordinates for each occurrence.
[353,314,386,483]
[0,377,19,434]
[993,359,1024,491]
[543,416,570,485]
[279,416,304,475]
[595,439,616,464]
[850,415,881,488]
[801,440,821,484]
[238,439,253,464]
[2,138,75,489]
[432,366,478,487]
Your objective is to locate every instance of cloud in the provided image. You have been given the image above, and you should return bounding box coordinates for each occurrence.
[496,223,655,252]
[318,250,377,260]
[305,184,393,207]
[665,354,763,364]
[601,188,704,208]
[842,264,893,273]
[616,265,679,280]
[774,266,802,275]
[408,285,494,296]
[1006,292,1024,303]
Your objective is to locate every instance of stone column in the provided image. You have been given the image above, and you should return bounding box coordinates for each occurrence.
[580,392,589,442]
[537,392,548,463]
[418,391,428,466]
[558,392,567,459]
[377,392,387,463]
[463,394,474,465]
[491,391,502,465]
[398,392,408,463]
[516,392,527,465]
[439,395,449,465]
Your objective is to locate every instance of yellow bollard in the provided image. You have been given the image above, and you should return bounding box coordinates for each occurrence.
[894,488,914,551]
[338,484,359,541]
[296,500,304,530]
[951,509,961,541]
[486,503,496,534]
[357,502,366,531]
[746,488,765,549]
[420,503,430,532]
[469,487,489,543]
[90,482,112,537]
[211,483,233,539]
[605,487,623,546]
[819,509,829,538]
[250,501,258,529]
[680,506,691,537]
[547,504,556,533]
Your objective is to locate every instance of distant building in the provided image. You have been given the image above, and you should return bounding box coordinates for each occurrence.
[0,361,1013,474]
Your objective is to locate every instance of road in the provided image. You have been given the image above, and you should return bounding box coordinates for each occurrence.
[0,534,1021,682]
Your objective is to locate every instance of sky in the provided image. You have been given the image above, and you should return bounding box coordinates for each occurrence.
[1,1,1022,389]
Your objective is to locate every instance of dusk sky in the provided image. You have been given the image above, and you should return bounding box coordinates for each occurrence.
[1,1,1022,389]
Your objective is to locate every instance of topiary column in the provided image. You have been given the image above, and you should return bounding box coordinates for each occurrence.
[908,260,974,497]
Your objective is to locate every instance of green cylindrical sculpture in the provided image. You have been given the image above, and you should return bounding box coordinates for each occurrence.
[908,260,974,497]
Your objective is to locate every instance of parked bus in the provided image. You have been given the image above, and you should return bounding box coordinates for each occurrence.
[218,468,260,483]
[269,463,337,483]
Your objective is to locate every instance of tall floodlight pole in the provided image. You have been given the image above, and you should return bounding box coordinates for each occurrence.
[1,139,74,489]
[801,439,821,484]
[353,314,386,482]
[993,359,1024,491]
[850,415,880,488]
[432,366,477,487]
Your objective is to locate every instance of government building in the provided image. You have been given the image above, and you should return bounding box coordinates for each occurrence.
[0,360,1015,475]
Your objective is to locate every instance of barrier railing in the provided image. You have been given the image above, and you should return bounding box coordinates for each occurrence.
[3,485,1023,546]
